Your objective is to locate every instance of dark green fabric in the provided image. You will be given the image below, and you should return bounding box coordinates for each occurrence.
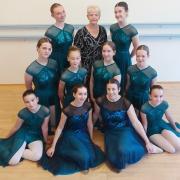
[26,59,59,107]
[97,96,146,170]
[127,65,157,110]
[110,23,138,93]
[0,106,49,166]
[61,68,87,107]
[45,24,74,74]
[93,60,120,98]
[39,102,104,175]
[141,101,180,137]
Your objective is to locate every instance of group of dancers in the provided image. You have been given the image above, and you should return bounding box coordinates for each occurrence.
[0,1,180,176]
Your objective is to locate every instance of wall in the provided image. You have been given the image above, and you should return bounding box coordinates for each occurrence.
[1,0,180,24]
[0,0,180,83]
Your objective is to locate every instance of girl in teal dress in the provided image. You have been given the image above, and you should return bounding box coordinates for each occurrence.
[97,79,161,172]
[39,85,104,175]
[126,45,157,114]
[90,41,121,124]
[58,46,87,108]
[25,37,59,134]
[45,3,74,75]
[110,2,139,94]
[141,85,180,153]
[0,90,50,166]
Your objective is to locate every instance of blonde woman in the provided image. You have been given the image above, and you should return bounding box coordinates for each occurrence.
[74,5,107,84]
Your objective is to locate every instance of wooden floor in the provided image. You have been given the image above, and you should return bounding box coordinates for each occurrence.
[0,84,180,180]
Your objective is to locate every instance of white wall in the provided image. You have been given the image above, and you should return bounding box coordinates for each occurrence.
[1,0,180,24]
[0,0,180,84]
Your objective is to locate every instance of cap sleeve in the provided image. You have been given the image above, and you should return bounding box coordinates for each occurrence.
[25,64,34,76]
[162,101,169,111]
[141,103,148,114]
[17,108,27,120]
[62,106,69,116]
[129,25,138,38]
[41,106,50,118]
[113,64,121,76]
[84,102,92,111]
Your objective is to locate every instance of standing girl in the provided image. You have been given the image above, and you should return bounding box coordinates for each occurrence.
[25,37,59,133]
[0,90,49,166]
[58,46,87,108]
[97,79,162,171]
[90,41,121,123]
[45,3,74,75]
[141,85,180,153]
[110,1,139,93]
[126,45,157,114]
[39,85,104,175]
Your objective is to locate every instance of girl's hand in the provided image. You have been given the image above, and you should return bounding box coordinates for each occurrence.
[146,142,154,153]
[46,146,55,157]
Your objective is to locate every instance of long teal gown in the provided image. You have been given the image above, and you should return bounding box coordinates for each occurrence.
[127,65,157,110]
[60,67,87,107]
[26,59,59,108]
[93,60,121,98]
[97,96,146,170]
[39,102,104,175]
[141,101,180,137]
[45,24,74,75]
[110,23,138,93]
[0,106,50,167]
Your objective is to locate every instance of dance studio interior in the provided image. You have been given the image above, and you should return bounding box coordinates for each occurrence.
[0,0,180,179]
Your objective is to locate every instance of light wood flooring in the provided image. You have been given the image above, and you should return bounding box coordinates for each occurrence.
[0,84,179,180]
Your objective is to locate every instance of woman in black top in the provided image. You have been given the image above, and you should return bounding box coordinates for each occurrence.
[74,5,107,84]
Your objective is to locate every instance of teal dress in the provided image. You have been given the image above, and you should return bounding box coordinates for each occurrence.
[61,68,87,107]
[97,96,146,170]
[141,101,180,137]
[45,24,74,75]
[0,106,50,167]
[39,102,104,175]
[93,60,121,98]
[127,65,157,110]
[26,59,59,108]
[110,23,138,93]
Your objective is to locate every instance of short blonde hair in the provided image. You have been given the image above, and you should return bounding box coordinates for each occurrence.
[87,5,101,16]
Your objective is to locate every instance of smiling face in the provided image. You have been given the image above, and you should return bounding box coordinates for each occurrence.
[87,10,100,25]
[73,87,87,104]
[150,88,164,105]
[37,42,52,59]
[23,94,39,112]
[68,50,81,69]
[51,5,66,23]
[106,83,120,101]
[136,49,149,68]
[102,44,115,63]
[114,6,128,23]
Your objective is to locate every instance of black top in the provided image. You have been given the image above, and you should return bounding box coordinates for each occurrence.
[74,25,107,74]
